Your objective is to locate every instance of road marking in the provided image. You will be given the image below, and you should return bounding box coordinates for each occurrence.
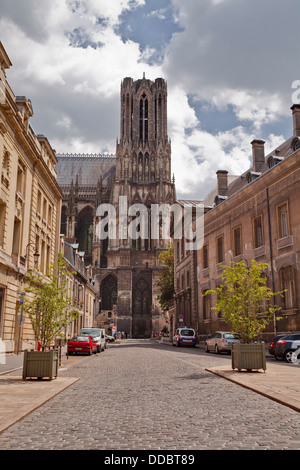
[60,356,90,367]
[154,349,206,369]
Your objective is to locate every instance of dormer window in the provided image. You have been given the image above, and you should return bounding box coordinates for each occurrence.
[246,171,261,184]
[291,137,300,152]
[267,156,284,168]
[214,195,227,206]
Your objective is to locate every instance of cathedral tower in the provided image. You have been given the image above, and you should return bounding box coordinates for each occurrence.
[98,75,176,338]
[56,75,176,338]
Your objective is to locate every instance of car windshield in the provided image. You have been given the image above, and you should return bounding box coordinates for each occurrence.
[71,336,90,342]
[81,329,100,337]
[223,333,240,339]
[180,329,194,336]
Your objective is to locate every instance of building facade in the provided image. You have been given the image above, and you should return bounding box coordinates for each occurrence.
[60,236,97,339]
[56,75,176,338]
[196,105,300,340]
[0,43,62,352]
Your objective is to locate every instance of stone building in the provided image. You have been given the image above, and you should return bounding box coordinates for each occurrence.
[59,235,97,338]
[0,43,62,352]
[196,105,300,340]
[56,75,176,338]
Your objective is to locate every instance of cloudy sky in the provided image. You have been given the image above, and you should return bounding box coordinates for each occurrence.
[0,0,299,199]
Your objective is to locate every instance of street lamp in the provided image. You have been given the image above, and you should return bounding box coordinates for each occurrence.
[25,243,40,266]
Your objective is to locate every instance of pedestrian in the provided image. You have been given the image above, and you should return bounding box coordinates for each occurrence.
[160,331,164,343]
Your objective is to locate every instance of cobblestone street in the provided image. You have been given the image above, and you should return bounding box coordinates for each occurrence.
[0,340,299,451]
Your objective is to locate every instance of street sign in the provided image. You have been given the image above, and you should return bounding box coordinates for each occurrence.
[17,293,25,305]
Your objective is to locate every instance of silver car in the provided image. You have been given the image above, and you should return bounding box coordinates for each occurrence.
[205,331,241,354]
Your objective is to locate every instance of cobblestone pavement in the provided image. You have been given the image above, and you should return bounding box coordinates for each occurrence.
[0,340,299,450]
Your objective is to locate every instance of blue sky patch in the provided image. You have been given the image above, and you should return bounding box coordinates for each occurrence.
[116,0,183,61]
[66,28,104,49]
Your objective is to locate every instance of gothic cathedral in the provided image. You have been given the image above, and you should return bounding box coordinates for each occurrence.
[56,75,176,337]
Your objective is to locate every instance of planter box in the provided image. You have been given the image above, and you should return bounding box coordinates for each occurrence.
[231,342,266,371]
[22,349,58,380]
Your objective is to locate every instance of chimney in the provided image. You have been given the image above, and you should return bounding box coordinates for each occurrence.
[216,170,228,196]
[291,104,300,137]
[251,140,265,172]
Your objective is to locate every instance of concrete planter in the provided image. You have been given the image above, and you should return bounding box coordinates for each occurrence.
[22,349,58,380]
[231,342,266,371]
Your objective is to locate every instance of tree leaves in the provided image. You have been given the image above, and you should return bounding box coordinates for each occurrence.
[203,260,283,343]
[22,253,79,350]
[157,244,174,311]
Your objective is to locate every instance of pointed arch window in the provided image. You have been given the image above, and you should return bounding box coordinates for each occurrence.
[101,275,117,310]
[139,92,148,142]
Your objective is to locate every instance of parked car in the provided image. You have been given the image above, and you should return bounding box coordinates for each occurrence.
[106,334,115,342]
[80,327,106,352]
[205,331,241,354]
[268,334,286,356]
[172,327,197,347]
[67,335,98,356]
[274,333,300,362]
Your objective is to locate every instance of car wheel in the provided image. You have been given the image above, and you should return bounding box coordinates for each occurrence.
[205,344,210,353]
[284,350,294,363]
[215,344,220,354]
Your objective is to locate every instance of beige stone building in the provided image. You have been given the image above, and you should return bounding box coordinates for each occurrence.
[0,43,98,352]
[195,105,300,341]
[60,235,97,338]
[0,43,62,353]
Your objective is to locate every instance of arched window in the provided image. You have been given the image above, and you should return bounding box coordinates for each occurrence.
[139,92,148,141]
[75,206,94,264]
[101,275,117,310]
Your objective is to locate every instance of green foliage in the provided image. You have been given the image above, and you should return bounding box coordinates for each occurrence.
[203,259,283,343]
[22,253,79,350]
[157,244,174,311]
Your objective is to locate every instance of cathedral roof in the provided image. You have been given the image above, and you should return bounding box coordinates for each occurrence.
[55,153,116,187]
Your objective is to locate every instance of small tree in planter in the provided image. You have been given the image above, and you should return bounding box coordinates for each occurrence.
[21,254,79,379]
[157,244,174,312]
[203,259,283,370]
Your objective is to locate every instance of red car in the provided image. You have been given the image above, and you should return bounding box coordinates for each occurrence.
[68,335,98,355]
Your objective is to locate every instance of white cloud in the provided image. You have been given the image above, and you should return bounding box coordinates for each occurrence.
[0,0,296,199]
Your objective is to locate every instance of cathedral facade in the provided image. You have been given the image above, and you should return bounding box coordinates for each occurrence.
[56,75,176,338]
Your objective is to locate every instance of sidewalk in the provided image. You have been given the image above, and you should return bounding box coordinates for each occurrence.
[0,343,299,435]
[0,347,79,433]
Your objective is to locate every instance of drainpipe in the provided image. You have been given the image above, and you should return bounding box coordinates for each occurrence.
[266,187,276,335]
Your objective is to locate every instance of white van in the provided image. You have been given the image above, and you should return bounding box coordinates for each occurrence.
[172,326,197,347]
[80,327,106,352]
